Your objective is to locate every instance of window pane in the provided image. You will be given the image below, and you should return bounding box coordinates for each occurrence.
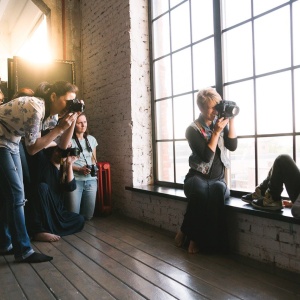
[224,80,255,136]
[191,0,213,42]
[230,138,255,192]
[152,15,170,59]
[175,141,190,184]
[221,0,251,29]
[173,94,194,139]
[253,0,287,16]
[223,23,253,82]
[254,7,291,75]
[171,1,190,51]
[296,135,300,167]
[256,71,292,134]
[192,38,215,89]
[172,48,192,95]
[293,1,300,66]
[152,0,169,19]
[257,136,293,197]
[157,142,174,182]
[170,0,184,8]
[155,99,173,140]
[154,56,172,99]
[295,69,300,132]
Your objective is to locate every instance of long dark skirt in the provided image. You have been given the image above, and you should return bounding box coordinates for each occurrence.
[28,183,84,237]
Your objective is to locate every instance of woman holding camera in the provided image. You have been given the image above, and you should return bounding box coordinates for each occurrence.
[175,87,237,254]
[0,81,80,263]
[65,113,98,220]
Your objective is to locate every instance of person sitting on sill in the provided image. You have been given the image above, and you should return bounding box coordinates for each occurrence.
[242,154,300,217]
[175,87,238,254]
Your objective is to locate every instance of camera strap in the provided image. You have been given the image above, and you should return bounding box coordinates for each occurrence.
[74,136,89,165]
[74,135,98,164]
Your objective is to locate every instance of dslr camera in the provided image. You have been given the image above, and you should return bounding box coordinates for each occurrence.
[215,100,239,119]
[66,98,85,113]
[86,164,98,177]
[61,147,80,158]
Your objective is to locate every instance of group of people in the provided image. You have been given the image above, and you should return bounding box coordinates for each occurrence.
[0,81,98,263]
[1,82,300,263]
[175,87,300,255]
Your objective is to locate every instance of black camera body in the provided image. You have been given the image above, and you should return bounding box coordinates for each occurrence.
[215,100,239,119]
[66,99,85,113]
[61,147,80,158]
[86,164,98,177]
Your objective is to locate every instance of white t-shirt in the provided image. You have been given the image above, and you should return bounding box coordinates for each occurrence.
[70,135,98,181]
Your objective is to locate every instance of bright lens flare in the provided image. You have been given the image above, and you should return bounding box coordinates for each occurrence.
[17,16,52,63]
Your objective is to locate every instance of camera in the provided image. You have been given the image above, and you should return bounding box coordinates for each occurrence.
[86,164,98,177]
[215,100,240,119]
[61,147,80,158]
[66,98,85,113]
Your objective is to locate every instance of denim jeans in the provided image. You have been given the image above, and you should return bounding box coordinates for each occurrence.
[66,179,97,220]
[0,148,34,260]
[182,173,230,251]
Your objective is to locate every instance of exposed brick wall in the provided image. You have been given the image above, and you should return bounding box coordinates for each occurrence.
[80,0,151,214]
[227,211,300,274]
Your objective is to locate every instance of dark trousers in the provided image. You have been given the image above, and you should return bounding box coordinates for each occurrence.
[181,173,230,252]
[258,154,300,202]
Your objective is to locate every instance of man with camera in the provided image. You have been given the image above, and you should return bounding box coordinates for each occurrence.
[65,113,98,220]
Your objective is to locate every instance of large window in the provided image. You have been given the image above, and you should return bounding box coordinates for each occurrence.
[150,0,300,193]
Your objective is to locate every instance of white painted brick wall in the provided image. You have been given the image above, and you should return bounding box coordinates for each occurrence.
[227,210,300,274]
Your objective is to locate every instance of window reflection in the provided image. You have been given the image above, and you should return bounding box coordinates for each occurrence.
[223,23,253,82]
[256,72,292,134]
[254,7,291,75]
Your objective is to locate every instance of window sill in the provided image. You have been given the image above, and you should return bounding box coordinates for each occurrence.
[125,185,300,225]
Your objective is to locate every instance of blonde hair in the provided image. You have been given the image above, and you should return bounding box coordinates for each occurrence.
[196,87,221,110]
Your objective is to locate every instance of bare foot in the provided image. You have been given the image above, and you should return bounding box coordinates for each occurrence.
[174,231,185,247]
[188,240,199,254]
[34,232,61,242]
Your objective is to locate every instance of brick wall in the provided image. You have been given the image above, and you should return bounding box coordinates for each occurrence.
[227,211,300,274]
[81,0,151,215]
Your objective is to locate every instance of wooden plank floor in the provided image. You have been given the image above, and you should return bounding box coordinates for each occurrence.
[1,214,300,300]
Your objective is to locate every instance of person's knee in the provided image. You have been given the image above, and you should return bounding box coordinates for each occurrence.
[275,154,293,165]
[291,195,300,219]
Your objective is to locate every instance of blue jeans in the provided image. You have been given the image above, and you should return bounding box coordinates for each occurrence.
[66,179,97,220]
[182,172,230,252]
[0,148,34,260]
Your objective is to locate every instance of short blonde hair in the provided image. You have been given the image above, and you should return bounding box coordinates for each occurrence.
[196,87,221,110]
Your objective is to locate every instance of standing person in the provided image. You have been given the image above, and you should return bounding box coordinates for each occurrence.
[0,80,81,263]
[65,114,98,220]
[242,154,300,216]
[28,146,85,242]
[175,87,238,254]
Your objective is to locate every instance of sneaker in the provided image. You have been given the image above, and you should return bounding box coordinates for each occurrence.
[241,187,262,204]
[251,191,283,211]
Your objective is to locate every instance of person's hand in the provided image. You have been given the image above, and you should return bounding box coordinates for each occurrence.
[213,117,229,134]
[79,164,91,176]
[282,200,293,208]
[57,112,80,132]
[66,155,78,165]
